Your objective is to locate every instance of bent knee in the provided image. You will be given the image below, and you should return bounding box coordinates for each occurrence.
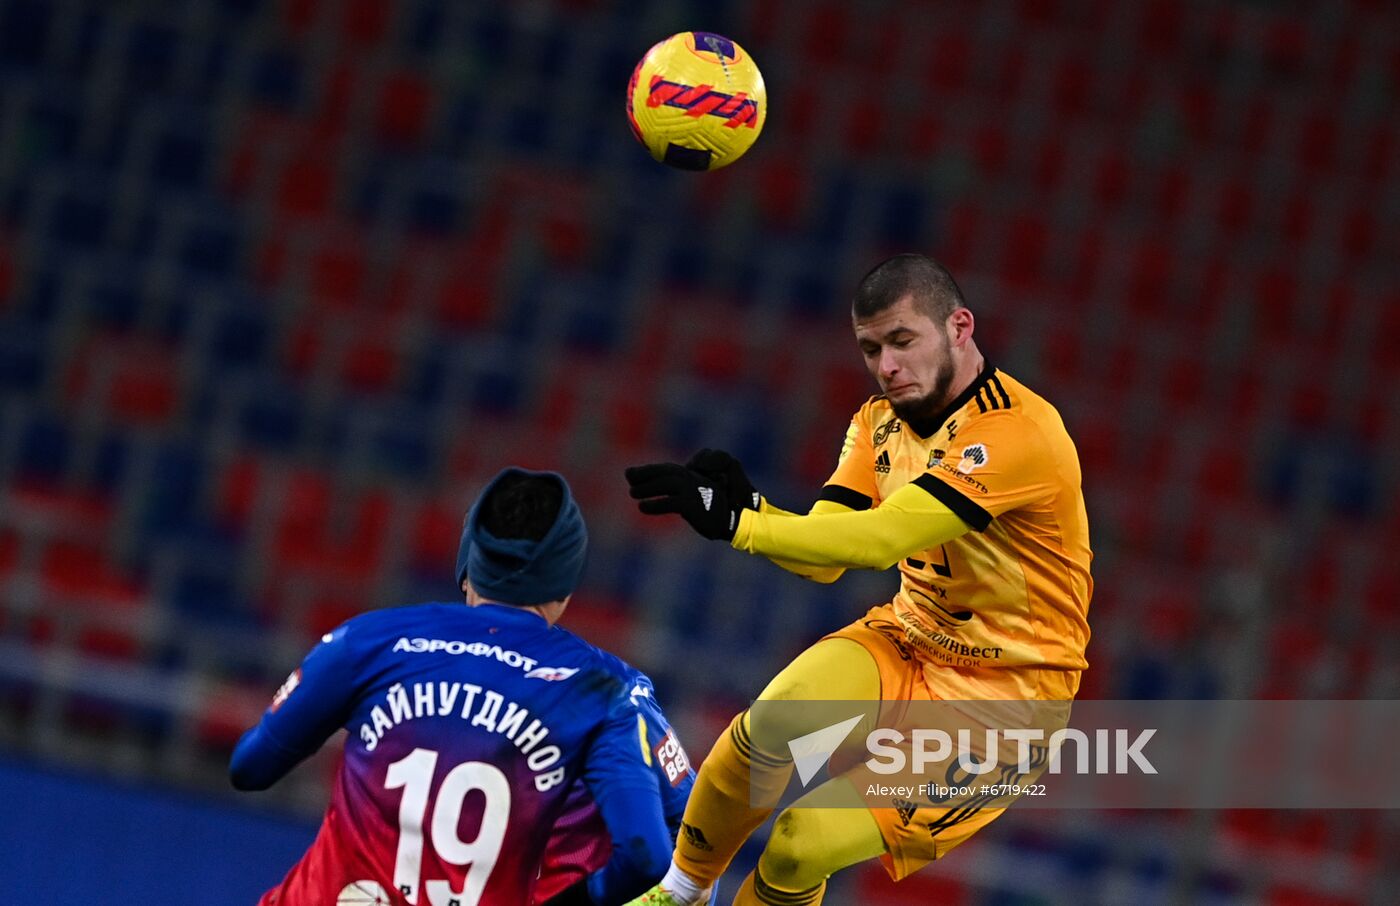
[759,809,832,888]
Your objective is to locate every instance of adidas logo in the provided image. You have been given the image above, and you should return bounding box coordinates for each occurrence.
[681,822,714,852]
[875,451,892,473]
[893,797,919,827]
[698,487,714,510]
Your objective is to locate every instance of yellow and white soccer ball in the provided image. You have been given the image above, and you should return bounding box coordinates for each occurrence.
[627,32,766,171]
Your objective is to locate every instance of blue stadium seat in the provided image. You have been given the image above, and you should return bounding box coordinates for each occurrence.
[407,180,462,236]
[91,430,131,494]
[125,20,179,94]
[878,185,929,248]
[790,269,834,316]
[26,89,81,163]
[662,406,705,455]
[565,304,619,353]
[67,7,105,82]
[407,2,446,55]
[140,442,207,540]
[16,410,70,483]
[208,306,270,371]
[0,0,50,69]
[505,100,549,151]
[248,47,303,110]
[404,348,448,408]
[150,120,211,190]
[471,367,523,417]
[371,418,433,479]
[664,235,712,288]
[13,261,60,324]
[468,9,512,69]
[0,325,44,393]
[178,213,241,279]
[171,561,245,625]
[48,188,110,249]
[239,381,305,451]
[87,268,142,332]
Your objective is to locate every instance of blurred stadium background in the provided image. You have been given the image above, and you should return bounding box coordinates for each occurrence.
[0,0,1396,902]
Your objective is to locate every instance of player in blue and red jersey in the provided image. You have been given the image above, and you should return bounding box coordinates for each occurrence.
[231,468,678,905]
[533,662,709,906]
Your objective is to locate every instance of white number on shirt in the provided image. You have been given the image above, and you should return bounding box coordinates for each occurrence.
[384,748,510,906]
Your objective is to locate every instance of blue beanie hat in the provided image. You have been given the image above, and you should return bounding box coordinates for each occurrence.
[455,468,588,606]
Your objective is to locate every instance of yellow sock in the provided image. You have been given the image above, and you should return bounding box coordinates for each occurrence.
[732,868,825,906]
[673,710,792,887]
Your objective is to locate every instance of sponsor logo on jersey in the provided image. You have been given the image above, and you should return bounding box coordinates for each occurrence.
[270,668,301,712]
[654,728,693,787]
[957,443,987,474]
[875,450,892,473]
[928,448,946,468]
[873,417,901,446]
[524,665,580,682]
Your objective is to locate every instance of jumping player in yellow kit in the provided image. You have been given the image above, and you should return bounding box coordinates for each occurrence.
[622,254,1093,905]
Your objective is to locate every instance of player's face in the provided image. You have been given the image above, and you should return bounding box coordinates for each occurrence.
[854,296,957,423]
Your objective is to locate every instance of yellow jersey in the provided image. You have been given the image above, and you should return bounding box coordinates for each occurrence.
[734,363,1092,701]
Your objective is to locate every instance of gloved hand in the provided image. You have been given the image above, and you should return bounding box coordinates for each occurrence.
[625,462,740,541]
[686,448,761,512]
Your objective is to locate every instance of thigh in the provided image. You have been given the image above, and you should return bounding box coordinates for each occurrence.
[756,635,882,703]
[760,780,887,887]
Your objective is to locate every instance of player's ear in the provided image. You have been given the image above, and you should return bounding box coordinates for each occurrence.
[948,308,975,347]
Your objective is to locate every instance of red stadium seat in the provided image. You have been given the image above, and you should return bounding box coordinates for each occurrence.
[1138,0,1185,59]
[921,32,970,95]
[108,349,179,426]
[341,333,398,395]
[276,143,337,220]
[856,860,969,904]
[0,528,17,581]
[376,71,432,147]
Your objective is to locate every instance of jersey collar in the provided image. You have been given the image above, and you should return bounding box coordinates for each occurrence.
[473,602,551,626]
[903,358,997,439]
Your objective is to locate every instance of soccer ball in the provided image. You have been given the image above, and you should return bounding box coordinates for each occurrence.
[626,32,766,171]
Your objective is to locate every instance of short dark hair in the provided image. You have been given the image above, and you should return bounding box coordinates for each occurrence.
[852,254,966,321]
[479,474,563,542]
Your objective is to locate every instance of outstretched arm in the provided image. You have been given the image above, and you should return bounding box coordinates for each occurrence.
[730,478,977,570]
[754,497,858,583]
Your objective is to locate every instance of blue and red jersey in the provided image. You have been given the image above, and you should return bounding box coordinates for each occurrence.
[231,602,682,905]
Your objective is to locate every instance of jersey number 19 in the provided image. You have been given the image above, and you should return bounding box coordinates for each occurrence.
[385,748,510,906]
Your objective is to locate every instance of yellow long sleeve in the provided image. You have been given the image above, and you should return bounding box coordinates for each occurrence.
[756,497,852,583]
[733,482,973,570]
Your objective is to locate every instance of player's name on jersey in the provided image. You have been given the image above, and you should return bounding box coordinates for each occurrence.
[359,680,568,792]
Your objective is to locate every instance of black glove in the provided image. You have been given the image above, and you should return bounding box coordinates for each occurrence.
[686,448,762,512]
[625,462,741,540]
[537,879,593,906]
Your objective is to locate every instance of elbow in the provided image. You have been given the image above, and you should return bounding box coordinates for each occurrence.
[228,730,277,791]
[228,760,272,791]
[621,831,672,888]
[802,567,844,584]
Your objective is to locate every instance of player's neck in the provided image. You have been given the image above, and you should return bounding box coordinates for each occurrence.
[946,347,986,405]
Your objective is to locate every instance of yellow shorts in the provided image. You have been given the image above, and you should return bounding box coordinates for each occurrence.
[821,603,1071,881]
